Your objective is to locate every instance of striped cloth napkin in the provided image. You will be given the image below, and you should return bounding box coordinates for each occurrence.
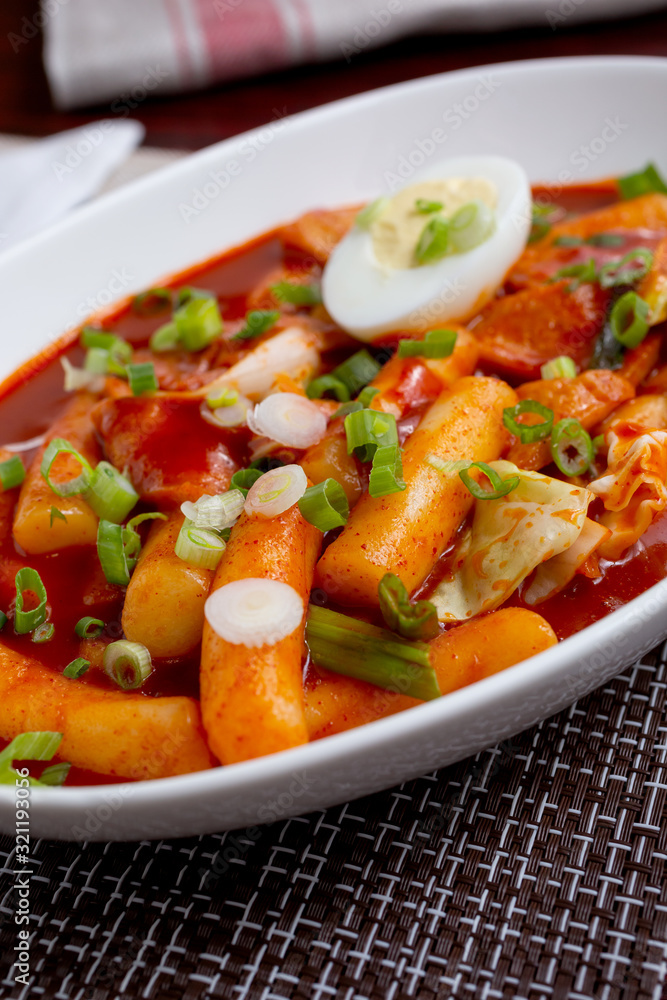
[43,0,667,110]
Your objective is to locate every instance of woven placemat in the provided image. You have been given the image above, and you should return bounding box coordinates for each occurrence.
[1,644,666,1000]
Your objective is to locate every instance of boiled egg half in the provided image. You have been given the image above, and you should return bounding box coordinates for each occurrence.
[322,155,531,341]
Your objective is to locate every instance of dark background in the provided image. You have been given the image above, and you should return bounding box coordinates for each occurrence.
[1,1,667,150]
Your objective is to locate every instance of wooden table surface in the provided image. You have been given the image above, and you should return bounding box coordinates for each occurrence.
[1,1,666,151]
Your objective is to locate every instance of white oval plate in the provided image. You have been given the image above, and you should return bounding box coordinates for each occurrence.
[1,55,666,841]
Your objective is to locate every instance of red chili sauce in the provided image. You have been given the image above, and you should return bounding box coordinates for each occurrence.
[1,185,666,784]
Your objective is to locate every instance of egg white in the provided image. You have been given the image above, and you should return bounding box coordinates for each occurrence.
[322,155,531,342]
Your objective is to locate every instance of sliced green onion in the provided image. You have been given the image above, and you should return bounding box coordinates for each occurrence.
[180,490,245,529]
[32,622,54,644]
[75,616,104,639]
[306,374,350,402]
[415,216,450,265]
[206,386,239,409]
[0,455,25,491]
[529,202,558,243]
[150,321,180,353]
[176,286,215,307]
[49,506,67,527]
[358,386,379,407]
[552,257,598,290]
[332,349,381,397]
[459,462,520,500]
[378,573,439,641]
[97,520,130,585]
[132,288,172,315]
[398,328,457,360]
[127,362,158,396]
[369,443,406,498]
[333,400,363,419]
[14,568,48,634]
[84,462,139,523]
[553,235,584,248]
[103,640,152,690]
[174,295,223,351]
[356,197,389,228]
[549,418,594,476]
[233,309,280,342]
[345,409,398,462]
[592,434,606,452]
[586,233,625,248]
[122,512,167,567]
[305,605,440,702]
[540,356,577,380]
[427,456,470,476]
[503,400,554,443]
[415,198,444,214]
[40,438,93,497]
[298,479,349,531]
[618,162,667,199]
[63,657,90,679]
[448,200,495,254]
[83,346,114,376]
[599,248,653,289]
[230,468,264,497]
[39,762,71,785]
[244,464,307,518]
[175,519,226,570]
[0,611,7,630]
[0,731,62,771]
[609,291,651,349]
[80,329,132,363]
[271,281,322,306]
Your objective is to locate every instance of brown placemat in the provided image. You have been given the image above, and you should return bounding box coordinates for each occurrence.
[1,644,667,1000]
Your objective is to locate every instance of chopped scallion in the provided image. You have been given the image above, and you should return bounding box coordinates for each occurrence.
[540,356,577,380]
[40,438,93,497]
[230,468,264,497]
[448,200,495,254]
[356,197,389,228]
[132,288,172,315]
[32,621,54,644]
[369,443,406,498]
[618,163,667,200]
[127,362,158,396]
[0,455,25,491]
[609,291,651,349]
[306,374,350,402]
[549,418,593,476]
[97,520,130,586]
[14,567,48,634]
[305,605,440,702]
[552,257,598,290]
[233,309,280,342]
[298,479,349,531]
[74,616,104,639]
[378,573,439,641]
[415,198,443,214]
[175,519,226,570]
[415,216,449,265]
[344,408,398,462]
[84,462,139,523]
[398,328,457,360]
[174,295,223,351]
[459,462,520,500]
[63,657,90,679]
[598,247,653,289]
[271,281,322,306]
[150,321,180,353]
[206,386,239,409]
[103,640,152,690]
[503,399,554,443]
[358,386,380,407]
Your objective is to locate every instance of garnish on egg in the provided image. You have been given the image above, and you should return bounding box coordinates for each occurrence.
[322,155,531,341]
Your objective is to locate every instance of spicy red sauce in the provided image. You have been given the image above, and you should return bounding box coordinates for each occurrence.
[0,186,666,784]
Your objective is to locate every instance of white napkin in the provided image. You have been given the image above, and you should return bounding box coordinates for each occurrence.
[0,120,144,253]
